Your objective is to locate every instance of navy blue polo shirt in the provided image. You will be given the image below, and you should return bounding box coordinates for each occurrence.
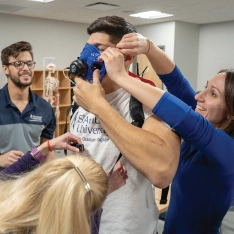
[0,84,56,154]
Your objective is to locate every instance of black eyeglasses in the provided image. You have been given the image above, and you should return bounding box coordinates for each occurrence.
[6,61,36,70]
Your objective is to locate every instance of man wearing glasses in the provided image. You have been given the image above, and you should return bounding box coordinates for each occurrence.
[0,41,56,168]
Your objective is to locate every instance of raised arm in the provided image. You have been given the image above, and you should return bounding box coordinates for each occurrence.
[98,47,166,111]
[99,47,234,173]
[116,33,197,107]
[73,71,180,188]
[116,33,175,75]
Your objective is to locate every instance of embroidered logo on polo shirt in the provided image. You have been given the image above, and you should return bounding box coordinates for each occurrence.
[30,114,42,122]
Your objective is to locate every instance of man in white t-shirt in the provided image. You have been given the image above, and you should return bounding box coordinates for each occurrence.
[71,15,180,234]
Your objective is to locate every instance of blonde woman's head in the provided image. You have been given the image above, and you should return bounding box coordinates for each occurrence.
[0,155,108,234]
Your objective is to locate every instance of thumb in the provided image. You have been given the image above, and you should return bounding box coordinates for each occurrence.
[93,69,101,84]
[115,161,123,171]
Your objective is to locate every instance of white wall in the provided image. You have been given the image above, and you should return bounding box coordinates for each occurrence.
[137,21,200,90]
[174,21,200,89]
[197,21,234,90]
[0,13,89,88]
[136,21,175,61]
[138,20,234,92]
[136,22,175,90]
[1,13,234,93]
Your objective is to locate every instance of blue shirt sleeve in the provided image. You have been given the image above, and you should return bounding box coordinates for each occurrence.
[153,92,234,174]
[158,65,197,109]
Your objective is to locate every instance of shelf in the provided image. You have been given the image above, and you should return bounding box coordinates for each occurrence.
[58,87,72,89]
[32,70,72,138]
[54,104,71,107]
[57,120,70,125]
[31,88,43,91]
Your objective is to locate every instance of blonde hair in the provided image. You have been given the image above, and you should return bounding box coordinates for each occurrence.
[0,155,108,234]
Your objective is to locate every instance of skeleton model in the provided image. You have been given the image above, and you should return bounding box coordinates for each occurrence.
[45,63,60,117]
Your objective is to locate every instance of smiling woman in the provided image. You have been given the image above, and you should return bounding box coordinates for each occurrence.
[194,72,229,129]
[102,32,234,234]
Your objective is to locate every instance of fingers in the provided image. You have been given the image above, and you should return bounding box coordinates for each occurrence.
[65,132,83,152]
[106,161,128,194]
[92,69,100,84]
[13,151,24,157]
[2,151,23,167]
[117,33,138,50]
[118,33,136,43]
[120,164,128,180]
[116,33,149,56]
[74,77,86,86]
[114,160,123,170]
[7,151,24,158]
[50,132,83,152]
[9,157,19,164]
[99,48,127,80]
[66,145,80,153]
[100,47,123,60]
[72,91,78,104]
[114,161,128,180]
[67,132,82,144]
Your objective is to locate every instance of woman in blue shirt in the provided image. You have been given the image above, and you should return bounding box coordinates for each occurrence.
[95,33,234,234]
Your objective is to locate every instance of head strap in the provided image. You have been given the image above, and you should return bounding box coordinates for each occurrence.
[74,167,91,192]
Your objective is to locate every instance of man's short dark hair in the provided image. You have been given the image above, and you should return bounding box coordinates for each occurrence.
[87,15,137,44]
[1,41,33,65]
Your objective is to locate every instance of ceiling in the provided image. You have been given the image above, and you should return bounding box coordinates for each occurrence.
[0,0,234,26]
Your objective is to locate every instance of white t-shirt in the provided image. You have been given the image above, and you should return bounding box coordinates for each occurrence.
[70,88,158,234]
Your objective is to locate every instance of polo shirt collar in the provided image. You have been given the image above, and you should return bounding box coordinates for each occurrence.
[2,83,37,109]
